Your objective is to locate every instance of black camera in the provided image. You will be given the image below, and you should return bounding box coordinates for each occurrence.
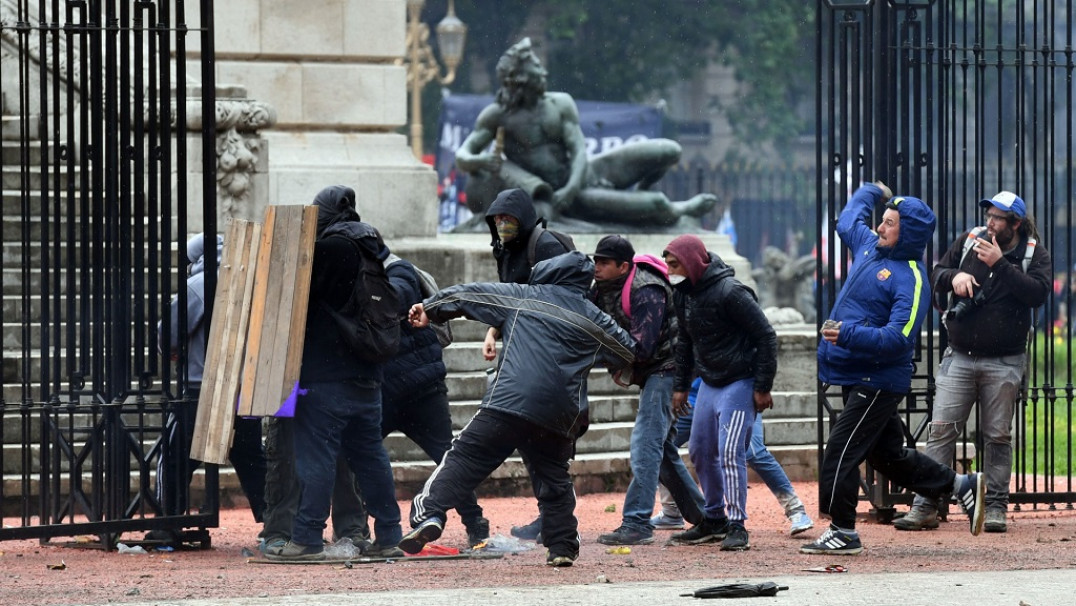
[946,288,986,321]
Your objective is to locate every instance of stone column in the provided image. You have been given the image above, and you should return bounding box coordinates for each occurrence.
[179,84,277,233]
[186,0,437,239]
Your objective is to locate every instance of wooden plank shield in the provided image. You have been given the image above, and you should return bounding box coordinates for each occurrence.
[238,204,318,417]
[190,219,262,464]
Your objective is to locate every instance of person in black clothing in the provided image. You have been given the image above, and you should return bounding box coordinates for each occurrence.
[345,253,492,549]
[662,234,778,552]
[398,252,635,567]
[482,187,574,540]
[266,185,402,561]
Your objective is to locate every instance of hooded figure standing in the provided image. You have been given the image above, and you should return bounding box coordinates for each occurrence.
[661,234,778,552]
[265,185,403,561]
[153,234,267,544]
[803,182,985,556]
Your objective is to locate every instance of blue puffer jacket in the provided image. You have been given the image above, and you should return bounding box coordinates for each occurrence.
[818,183,936,393]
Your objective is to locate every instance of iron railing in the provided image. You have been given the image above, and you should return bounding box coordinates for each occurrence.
[1,0,217,547]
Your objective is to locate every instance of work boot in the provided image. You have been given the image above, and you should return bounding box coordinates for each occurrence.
[984,508,1007,533]
[893,504,940,531]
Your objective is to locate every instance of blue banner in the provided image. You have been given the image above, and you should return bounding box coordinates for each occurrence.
[435,94,663,230]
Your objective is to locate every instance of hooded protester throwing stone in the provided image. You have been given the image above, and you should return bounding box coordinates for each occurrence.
[661,235,778,552]
[804,181,985,556]
[483,187,575,541]
[265,185,403,561]
[399,252,635,567]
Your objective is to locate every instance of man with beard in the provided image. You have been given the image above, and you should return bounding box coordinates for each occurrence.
[809,182,985,555]
[454,37,716,226]
[895,191,1051,534]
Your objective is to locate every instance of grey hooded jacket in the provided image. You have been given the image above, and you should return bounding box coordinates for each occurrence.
[423,251,635,437]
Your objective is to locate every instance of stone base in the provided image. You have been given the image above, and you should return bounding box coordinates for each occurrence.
[263,132,438,240]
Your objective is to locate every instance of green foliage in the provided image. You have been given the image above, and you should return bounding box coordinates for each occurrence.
[1022,331,1073,476]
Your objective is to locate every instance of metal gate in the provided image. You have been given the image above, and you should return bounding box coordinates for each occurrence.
[1,0,218,547]
[817,0,1075,520]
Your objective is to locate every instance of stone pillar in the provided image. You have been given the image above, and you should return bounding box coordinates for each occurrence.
[186,0,437,239]
[180,84,277,233]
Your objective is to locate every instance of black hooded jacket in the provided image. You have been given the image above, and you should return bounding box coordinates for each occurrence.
[423,251,635,437]
[671,253,778,394]
[301,185,387,384]
[485,188,571,284]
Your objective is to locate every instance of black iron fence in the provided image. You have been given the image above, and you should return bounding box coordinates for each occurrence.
[816,0,1075,519]
[1,0,217,547]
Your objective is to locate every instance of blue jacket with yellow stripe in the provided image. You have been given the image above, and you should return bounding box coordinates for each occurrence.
[818,183,936,393]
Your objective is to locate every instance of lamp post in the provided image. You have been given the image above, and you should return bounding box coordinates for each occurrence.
[403,0,466,161]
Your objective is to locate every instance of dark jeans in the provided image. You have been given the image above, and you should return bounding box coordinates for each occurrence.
[658,411,705,525]
[156,390,266,522]
[410,409,579,558]
[290,380,401,547]
[259,417,367,543]
[819,385,957,529]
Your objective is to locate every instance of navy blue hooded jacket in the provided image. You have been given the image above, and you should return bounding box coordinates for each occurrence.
[818,183,937,393]
[422,251,635,437]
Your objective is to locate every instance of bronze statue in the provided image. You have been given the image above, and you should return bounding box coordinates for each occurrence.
[455,38,717,228]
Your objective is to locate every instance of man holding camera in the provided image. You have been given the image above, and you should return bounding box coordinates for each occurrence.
[896,191,1052,533]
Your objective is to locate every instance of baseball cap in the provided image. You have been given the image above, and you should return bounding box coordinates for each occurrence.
[592,235,635,264]
[978,191,1026,218]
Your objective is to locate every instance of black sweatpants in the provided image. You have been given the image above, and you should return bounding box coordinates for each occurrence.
[410,408,578,557]
[819,385,957,529]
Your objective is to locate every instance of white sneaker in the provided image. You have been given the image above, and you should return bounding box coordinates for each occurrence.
[649,512,686,530]
[788,511,814,536]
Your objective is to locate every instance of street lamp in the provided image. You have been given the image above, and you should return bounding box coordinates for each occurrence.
[403,0,467,161]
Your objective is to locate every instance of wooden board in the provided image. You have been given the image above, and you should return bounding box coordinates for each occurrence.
[238,205,318,417]
[190,219,262,464]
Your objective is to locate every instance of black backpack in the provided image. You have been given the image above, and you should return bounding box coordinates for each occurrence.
[322,237,401,363]
[526,221,576,266]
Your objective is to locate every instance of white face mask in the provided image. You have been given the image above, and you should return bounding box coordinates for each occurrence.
[669,274,687,285]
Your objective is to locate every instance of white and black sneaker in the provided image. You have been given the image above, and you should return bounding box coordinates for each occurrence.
[954,472,985,536]
[799,524,863,555]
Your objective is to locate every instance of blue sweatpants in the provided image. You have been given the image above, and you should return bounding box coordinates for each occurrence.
[689,377,755,523]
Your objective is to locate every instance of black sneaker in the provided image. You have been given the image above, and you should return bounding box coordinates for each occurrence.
[799,525,862,555]
[546,552,577,567]
[597,525,655,545]
[720,524,750,551]
[670,517,729,545]
[954,473,985,536]
[984,508,1007,533]
[465,517,491,548]
[264,540,325,561]
[398,516,444,554]
[510,516,542,540]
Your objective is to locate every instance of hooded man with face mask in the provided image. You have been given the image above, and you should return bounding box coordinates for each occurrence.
[660,234,778,552]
